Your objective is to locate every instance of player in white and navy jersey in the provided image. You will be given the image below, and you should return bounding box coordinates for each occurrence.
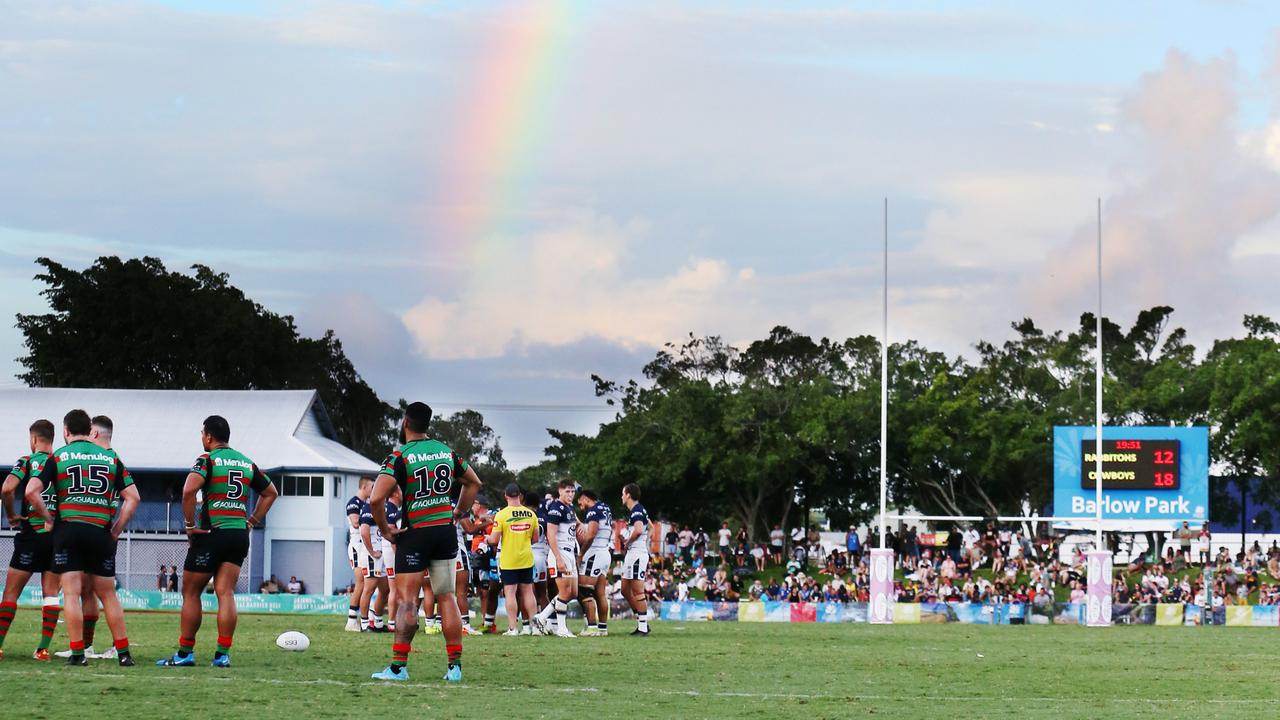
[575,488,613,636]
[533,479,579,637]
[424,496,488,636]
[529,491,551,613]
[620,483,651,636]
[344,477,373,631]
[380,486,402,631]
[357,496,389,632]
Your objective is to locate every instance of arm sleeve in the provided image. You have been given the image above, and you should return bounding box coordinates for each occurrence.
[115,459,135,492]
[546,503,564,524]
[250,465,271,493]
[36,455,57,485]
[191,454,211,481]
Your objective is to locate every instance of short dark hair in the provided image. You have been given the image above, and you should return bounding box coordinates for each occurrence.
[558,478,576,491]
[504,482,522,498]
[203,415,231,443]
[522,490,540,508]
[91,415,113,433]
[64,409,91,436]
[623,483,641,501]
[404,402,433,434]
[579,488,599,502]
[29,419,54,443]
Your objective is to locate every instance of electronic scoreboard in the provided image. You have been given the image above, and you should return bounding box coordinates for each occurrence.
[1079,438,1180,491]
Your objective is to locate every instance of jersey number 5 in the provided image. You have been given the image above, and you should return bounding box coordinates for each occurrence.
[226,470,245,501]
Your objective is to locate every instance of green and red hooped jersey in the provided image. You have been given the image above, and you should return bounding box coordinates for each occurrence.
[8,451,54,536]
[38,440,133,529]
[191,447,271,530]
[379,439,469,529]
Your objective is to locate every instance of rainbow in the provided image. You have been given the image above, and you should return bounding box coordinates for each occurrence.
[433,0,582,263]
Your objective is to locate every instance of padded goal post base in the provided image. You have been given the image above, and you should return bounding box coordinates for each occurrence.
[1086,549,1113,627]
[869,548,894,624]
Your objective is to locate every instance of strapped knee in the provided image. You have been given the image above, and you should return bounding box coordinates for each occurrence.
[428,559,456,595]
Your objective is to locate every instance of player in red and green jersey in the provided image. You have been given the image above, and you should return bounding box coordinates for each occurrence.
[158,415,278,668]
[369,402,481,684]
[26,409,141,666]
[56,414,119,660]
[0,419,59,660]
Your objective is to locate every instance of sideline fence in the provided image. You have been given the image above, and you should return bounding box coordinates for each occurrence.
[1,584,1272,627]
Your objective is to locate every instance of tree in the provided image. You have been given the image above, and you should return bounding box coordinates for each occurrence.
[425,407,517,500]
[15,256,396,459]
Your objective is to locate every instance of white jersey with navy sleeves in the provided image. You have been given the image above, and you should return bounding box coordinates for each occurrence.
[346,495,366,544]
[545,499,578,551]
[583,501,614,551]
[625,502,650,551]
[532,499,550,551]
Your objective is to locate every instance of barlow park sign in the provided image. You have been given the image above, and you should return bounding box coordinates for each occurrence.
[1052,426,1209,532]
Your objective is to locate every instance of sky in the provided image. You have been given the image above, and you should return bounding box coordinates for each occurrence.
[2,0,1280,468]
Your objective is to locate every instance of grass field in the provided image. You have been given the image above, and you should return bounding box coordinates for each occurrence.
[0,611,1277,719]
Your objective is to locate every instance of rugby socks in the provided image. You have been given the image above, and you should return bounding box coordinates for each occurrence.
[69,639,85,660]
[214,635,232,659]
[389,618,397,631]
[38,599,61,650]
[638,617,649,633]
[483,613,495,629]
[83,613,99,647]
[0,601,16,648]
[598,622,607,632]
[446,643,462,670]
[176,635,196,659]
[391,642,411,671]
[113,637,131,660]
[348,605,359,621]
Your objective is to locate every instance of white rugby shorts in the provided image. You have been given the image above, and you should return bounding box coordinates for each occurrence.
[357,543,386,578]
[547,547,577,579]
[579,547,611,578]
[621,549,649,580]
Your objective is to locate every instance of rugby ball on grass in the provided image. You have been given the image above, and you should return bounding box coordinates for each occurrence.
[276,631,311,652]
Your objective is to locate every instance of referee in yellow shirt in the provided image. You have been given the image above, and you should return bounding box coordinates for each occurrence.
[486,484,540,636]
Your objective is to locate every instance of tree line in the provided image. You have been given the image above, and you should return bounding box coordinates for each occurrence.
[15,257,1280,538]
[528,312,1280,538]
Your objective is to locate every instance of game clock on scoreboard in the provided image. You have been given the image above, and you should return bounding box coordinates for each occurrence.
[1079,439,1180,490]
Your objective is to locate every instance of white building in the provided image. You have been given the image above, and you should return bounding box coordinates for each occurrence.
[0,388,379,593]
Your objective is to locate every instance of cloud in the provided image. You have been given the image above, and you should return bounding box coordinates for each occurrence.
[1028,50,1280,339]
[402,212,753,359]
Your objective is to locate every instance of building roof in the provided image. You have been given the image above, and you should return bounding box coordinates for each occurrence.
[0,388,379,475]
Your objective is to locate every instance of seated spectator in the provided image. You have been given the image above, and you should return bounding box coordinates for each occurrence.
[751,543,766,572]
[286,576,302,594]
[1068,581,1085,604]
[765,577,782,600]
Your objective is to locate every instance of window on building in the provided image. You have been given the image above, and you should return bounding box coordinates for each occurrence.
[274,475,325,497]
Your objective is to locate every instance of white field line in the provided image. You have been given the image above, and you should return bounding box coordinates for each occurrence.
[3,671,1277,705]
